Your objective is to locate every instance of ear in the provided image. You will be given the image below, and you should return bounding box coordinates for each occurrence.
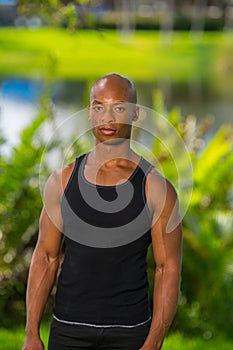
[132,106,139,121]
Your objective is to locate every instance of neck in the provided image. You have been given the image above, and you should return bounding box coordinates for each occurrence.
[90,139,135,164]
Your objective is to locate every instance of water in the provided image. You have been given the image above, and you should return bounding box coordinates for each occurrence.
[0,79,85,154]
[0,78,232,155]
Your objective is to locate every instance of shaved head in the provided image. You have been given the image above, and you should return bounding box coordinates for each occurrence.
[90,73,137,104]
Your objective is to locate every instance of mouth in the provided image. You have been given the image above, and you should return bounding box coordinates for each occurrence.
[98,126,117,136]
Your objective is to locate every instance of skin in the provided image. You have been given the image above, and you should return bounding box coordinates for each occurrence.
[22,73,182,350]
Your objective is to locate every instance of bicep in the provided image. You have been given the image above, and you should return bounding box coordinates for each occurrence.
[35,171,64,261]
[150,179,182,269]
[36,207,63,260]
[151,221,182,271]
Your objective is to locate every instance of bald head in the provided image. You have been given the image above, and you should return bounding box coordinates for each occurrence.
[90,73,137,104]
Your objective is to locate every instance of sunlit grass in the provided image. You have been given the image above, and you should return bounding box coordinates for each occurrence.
[0,324,232,350]
[0,28,230,82]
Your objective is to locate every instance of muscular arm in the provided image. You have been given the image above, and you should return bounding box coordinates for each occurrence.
[23,171,64,350]
[140,173,182,350]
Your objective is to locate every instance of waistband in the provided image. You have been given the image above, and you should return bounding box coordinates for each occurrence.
[53,314,151,329]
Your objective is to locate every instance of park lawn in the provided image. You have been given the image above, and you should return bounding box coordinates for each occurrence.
[0,27,229,82]
[0,324,232,350]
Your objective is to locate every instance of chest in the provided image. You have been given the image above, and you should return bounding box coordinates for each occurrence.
[83,164,137,186]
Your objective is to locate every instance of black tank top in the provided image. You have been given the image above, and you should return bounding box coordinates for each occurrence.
[53,154,154,327]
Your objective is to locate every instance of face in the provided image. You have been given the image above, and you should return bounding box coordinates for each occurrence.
[88,77,138,145]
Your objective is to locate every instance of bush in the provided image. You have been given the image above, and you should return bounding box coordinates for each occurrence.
[0,92,58,327]
[147,91,233,339]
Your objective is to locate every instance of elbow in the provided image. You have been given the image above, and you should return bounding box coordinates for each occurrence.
[155,261,181,282]
[155,263,166,277]
[32,245,60,270]
[45,253,60,270]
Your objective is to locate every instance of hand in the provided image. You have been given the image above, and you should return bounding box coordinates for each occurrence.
[22,334,44,350]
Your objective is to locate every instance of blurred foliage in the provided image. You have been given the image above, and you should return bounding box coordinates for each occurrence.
[215,33,233,99]
[147,91,233,339]
[0,87,232,340]
[16,0,228,32]
[0,87,59,326]
[18,0,94,31]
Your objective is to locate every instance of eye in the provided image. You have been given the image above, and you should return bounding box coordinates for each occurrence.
[92,105,104,112]
[114,105,126,113]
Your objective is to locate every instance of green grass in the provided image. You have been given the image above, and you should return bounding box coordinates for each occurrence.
[0,324,232,350]
[0,27,231,82]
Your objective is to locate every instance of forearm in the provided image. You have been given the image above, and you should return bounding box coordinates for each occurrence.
[144,266,181,349]
[25,248,59,336]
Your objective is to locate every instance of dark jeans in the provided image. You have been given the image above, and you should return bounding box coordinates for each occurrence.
[48,318,151,350]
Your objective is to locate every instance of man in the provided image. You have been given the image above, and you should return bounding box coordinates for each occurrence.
[23,73,182,350]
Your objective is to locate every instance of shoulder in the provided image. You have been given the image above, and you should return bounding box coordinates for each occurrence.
[44,160,76,201]
[146,167,178,215]
[147,167,177,197]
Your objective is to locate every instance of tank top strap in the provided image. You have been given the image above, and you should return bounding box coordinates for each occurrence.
[76,153,86,169]
[63,154,87,196]
[139,157,154,177]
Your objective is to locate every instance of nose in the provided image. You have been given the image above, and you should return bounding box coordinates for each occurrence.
[100,106,115,123]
